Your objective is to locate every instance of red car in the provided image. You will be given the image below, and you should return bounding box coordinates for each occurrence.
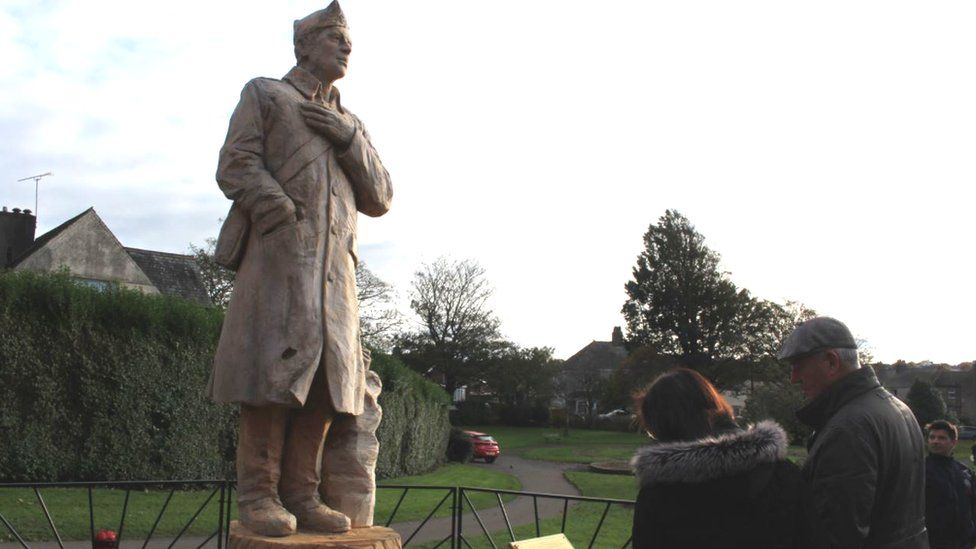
[464,430,501,463]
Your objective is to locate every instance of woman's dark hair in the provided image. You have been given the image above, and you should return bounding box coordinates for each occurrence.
[634,368,736,442]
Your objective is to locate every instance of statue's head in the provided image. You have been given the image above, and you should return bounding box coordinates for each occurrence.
[294,1,351,84]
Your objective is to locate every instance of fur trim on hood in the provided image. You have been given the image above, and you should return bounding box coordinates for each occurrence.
[631,420,788,486]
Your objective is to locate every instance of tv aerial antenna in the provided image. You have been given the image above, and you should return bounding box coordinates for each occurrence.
[15,172,52,219]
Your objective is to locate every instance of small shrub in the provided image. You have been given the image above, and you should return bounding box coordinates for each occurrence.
[741,382,812,443]
[446,428,474,463]
[497,403,551,426]
[549,408,568,428]
[591,415,641,433]
[451,399,498,426]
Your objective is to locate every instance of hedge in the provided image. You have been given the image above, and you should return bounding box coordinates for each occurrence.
[0,271,449,482]
[371,351,451,478]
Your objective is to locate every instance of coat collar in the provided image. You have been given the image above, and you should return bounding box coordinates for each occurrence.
[795,366,881,431]
[283,65,345,113]
[927,454,957,465]
[631,421,789,486]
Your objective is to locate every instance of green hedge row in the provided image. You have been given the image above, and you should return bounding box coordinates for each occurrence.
[371,352,451,479]
[0,271,449,482]
[0,270,231,481]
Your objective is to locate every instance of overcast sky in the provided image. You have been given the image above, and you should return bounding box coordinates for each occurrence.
[2,1,974,364]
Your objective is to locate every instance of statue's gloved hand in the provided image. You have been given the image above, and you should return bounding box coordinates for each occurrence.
[301,101,356,149]
[252,195,297,236]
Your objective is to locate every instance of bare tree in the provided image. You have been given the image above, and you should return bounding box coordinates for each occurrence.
[356,262,403,350]
[189,237,235,308]
[397,257,503,395]
[190,237,403,341]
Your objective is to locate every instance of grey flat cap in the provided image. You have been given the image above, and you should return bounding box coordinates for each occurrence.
[778,316,857,361]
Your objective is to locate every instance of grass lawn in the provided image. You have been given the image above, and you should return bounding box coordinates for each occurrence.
[787,445,808,464]
[952,442,976,466]
[465,425,650,464]
[376,463,520,525]
[417,471,638,549]
[0,485,229,543]
[0,464,520,542]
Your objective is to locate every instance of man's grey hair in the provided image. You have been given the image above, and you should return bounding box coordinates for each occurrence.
[835,347,860,370]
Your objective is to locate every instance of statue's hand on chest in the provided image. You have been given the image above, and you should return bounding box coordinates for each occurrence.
[300,101,356,149]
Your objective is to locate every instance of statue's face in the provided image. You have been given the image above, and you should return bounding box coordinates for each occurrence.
[302,26,352,83]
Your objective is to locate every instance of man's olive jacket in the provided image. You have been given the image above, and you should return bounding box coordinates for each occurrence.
[207,66,392,413]
[797,366,928,549]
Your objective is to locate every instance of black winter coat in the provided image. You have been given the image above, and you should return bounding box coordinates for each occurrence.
[925,454,976,549]
[630,421,803,549]
[796,367,928,549]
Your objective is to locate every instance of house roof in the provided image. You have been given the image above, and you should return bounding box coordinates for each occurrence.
[13,208,213,306]
[125,248,212,306]
[876,366,973,389]
[563,340,628,372]
[11,207,92,267]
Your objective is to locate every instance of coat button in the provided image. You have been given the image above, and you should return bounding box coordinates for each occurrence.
[331,226,338,235]
[331,186,338,196]
[327,273,334,282]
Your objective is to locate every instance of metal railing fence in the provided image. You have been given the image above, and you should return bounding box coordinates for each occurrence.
[453,487,633,549]
[1,482,633,549]
[0,480,228,549]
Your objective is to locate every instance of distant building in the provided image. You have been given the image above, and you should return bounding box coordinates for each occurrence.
[721,386,752,418]
[0,207,37,268]
[559,327,628,416]
[1,206,211,306]
[876,364,976,422]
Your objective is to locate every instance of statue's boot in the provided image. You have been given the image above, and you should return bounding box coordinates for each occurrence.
[280,370,350,533]
[239,496,297,537]
[283,494,351,533]
[237,405,297,537]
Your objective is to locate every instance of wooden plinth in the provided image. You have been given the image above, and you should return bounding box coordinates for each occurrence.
[229,521,402,549]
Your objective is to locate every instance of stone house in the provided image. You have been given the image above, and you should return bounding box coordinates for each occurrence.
[2,206,211,306]
[558,327,628,416]
[875,364,976,423]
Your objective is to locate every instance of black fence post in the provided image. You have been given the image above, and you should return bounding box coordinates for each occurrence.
[450,487,458,549]
[217,483,225,549]
[457,487,464,548]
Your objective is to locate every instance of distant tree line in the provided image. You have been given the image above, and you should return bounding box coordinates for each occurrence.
[190,210,903,435]
[191,241,559,426]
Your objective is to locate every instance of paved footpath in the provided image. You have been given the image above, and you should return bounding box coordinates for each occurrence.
[0,455,579,548]
[386,454,581,545]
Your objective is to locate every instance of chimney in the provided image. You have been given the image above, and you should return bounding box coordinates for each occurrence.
[611,326,624,347]
[0,207,37,268]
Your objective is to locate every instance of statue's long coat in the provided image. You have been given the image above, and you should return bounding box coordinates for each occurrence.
[207,66,392,413]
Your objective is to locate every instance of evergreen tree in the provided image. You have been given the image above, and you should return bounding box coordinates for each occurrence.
[905,379,948,426]
[621,210,805,385]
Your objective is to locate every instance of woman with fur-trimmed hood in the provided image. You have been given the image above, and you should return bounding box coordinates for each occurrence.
[630,368,803,549]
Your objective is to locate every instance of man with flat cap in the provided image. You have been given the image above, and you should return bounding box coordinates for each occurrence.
[207,0,392,537]
[780,317,927,548]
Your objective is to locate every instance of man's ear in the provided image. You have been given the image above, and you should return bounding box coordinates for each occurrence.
[823,349,842,375]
